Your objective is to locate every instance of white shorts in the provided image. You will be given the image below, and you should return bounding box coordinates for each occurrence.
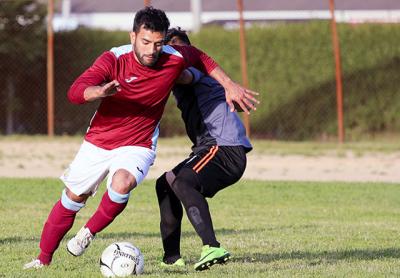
[60,141,156,196]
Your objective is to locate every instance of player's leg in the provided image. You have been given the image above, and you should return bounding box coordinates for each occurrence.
[38,190,89,263]
[169,147,222,249]
[24,141,110,268]
[84,169,135,235]
[156,170,185,266]
[172,169,229,271]
[68,146,155,256]
[171,145,247,270]
[67,169,135,256]
[193,145,247,270]
[172,167,220,247]
[23,189,89,269]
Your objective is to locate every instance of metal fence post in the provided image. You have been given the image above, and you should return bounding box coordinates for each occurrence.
[191,0,202,33]
[47,0,55,136]
[237,0,250,137]
[329,0,344,143]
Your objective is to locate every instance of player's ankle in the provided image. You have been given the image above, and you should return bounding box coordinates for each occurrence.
[38,252,52,265]
[161,257,186,267]
[163,254,181,264]
[207,242,220,248]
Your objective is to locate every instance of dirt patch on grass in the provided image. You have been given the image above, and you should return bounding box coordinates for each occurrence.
[0,139,399,183]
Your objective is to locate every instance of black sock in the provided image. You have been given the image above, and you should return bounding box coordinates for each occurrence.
[156,173,183,260]
[171,169,220,248]
[163,254,182,264]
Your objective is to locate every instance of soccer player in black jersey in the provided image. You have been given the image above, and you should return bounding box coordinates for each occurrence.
[156,28,255,271]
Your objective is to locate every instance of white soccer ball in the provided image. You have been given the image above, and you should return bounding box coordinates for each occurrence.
[100,242,144,277]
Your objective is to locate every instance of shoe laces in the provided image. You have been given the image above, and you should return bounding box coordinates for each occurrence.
[76,228,93,248]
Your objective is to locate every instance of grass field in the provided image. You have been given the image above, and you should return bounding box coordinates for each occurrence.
[1,178,400,277]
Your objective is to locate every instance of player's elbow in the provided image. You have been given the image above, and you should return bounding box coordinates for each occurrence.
[176,69,193,85]
[67,85,86,104]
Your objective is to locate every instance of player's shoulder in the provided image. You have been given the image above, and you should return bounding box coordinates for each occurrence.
[109,44,132,59]
[162,45,184,59]
[95,44,131,68]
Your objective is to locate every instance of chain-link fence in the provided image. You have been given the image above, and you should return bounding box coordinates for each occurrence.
[1,1,399,140]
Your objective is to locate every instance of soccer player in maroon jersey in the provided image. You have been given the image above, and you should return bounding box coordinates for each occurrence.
[24,6,258,269]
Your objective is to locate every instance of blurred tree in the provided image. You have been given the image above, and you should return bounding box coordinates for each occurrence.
[0,0,46,134]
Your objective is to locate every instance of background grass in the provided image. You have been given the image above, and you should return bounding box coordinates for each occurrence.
[1,135,400,154]
[1,22,399,139]
[1,178,400,277]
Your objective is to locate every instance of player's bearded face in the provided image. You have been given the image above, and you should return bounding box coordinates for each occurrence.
[131,26,164,67]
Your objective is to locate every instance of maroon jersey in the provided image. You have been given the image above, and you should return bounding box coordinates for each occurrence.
[68,44,218,150]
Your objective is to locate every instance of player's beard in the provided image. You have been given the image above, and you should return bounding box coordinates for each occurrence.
[134,44,160,67]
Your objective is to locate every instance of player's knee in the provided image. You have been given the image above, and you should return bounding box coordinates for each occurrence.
[65,188,89,203]
[165,171,176,185]
[111,169,137,194]
[171,168,200,194]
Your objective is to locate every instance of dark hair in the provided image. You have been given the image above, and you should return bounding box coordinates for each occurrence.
[133,6,170,33]
[165,27,191,45]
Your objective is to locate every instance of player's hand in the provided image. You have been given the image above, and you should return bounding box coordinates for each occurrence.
[84,80,121,102]
[98,80,121,98]
[225,81,259,114]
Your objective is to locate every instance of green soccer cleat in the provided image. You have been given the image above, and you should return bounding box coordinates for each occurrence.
[160,257,186,268]
[194,245,231,271]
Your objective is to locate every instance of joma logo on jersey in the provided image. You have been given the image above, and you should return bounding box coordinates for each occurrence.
[125,76,138,83]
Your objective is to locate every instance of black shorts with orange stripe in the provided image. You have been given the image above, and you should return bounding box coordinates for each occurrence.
[171,145,247,198]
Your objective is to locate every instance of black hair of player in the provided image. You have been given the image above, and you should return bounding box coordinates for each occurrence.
[165,27,191,45]
[133,6,170,34]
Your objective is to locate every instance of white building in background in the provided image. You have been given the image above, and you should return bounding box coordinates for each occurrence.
[54,0,400,31]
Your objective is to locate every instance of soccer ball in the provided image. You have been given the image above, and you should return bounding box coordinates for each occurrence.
[100,242,144,277]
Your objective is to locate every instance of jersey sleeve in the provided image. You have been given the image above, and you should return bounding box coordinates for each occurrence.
[187,67,205,84]
[67,51,116,104]
[174,45,219,75]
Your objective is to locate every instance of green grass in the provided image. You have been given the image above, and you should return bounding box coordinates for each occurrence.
[4,23,399,139]
[1,178,400,277]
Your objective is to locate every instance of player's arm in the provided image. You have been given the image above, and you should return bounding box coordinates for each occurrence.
[175,66,205,85]
[83,81,121,102]
[178,45,260,114]
[175,69,194,84]
[209,66,259,114]
[68,52,120,104]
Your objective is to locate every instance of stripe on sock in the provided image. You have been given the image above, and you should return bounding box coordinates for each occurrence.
[61,189,85,211]
[108,186,130,204]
